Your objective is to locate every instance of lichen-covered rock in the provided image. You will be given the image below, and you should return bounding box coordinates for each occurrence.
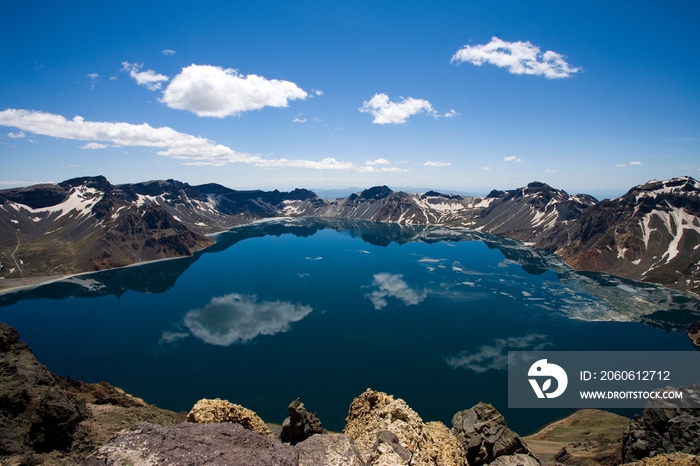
[281,397,324,444]
[622,386,700,462]
[451,402,537,466]
[344,388,466,466]
[0,322,89,455]
[81,421,298,466]
[186,398,272,436]
[624,453,700,466]
[297,433,365,466]
[490,453,542,466]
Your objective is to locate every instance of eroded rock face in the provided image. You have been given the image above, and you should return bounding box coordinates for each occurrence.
[186,397,272,436]
[451,402,537,466]
[297,433,365,466]
[281,398,325,444]
[344,388,466,466]
[686,321,700,347]
[81,421,298,466]
[622,386,700,462]
[0,322,89,455]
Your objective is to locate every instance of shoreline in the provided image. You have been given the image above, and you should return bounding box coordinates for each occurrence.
[0,216,295,296]
[1,216,698,302]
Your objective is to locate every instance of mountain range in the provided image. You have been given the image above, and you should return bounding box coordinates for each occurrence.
[1,175,698,296]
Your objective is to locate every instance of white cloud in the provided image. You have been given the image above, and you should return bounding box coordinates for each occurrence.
[616,164,626,168]
[445,334,550,373]
[81,142,108,150]
[160,64,308,117]
[444,109,459,118]
[629,161,642,165]
[182,293,312,346]
[504,156,523,162]
[546,169,556,173]
[366,158,391,165]
[121,61,169,90]
[162,49,176,55]
[366,273,427,310]
[86,73,99,79]
[313,89,324,96]
[452,37,581,79]
[0,108,380,171]
[424,161,451,167]
[7,131,25,139]
[360,93,436,125]
[481,166,490,171]
[293,117,306,123]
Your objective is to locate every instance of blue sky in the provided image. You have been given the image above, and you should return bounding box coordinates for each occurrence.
[1,1,698,198]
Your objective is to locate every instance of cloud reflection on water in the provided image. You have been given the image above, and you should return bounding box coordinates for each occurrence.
[445,334,550,373]
[366,273,427,310]
[172,293,313,346]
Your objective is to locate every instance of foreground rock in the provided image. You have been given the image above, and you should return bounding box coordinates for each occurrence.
[296,433,364,466]
[344,388,466,466]
[82,421,298,466]
[622,386,700,462]
[524,409,630,466]
[624,453,700,466]
[0,322,88,456]
[451,402,538,466]
[186,397,272,436]
[281,397,325,444]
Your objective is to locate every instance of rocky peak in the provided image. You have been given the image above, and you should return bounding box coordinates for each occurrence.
[422,191,463,200]
[59,175,112,192]
[360,185,393,200]
[0,183,67,209]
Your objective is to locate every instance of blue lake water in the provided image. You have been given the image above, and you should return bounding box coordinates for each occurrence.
[1,218,699,434]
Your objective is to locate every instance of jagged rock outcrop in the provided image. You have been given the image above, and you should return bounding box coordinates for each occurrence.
[296,433,365,466]
[281,397,325,444]
[491,453,542,466]
[0,322,89,455]
[81,421,298,466]
[451,402,537,466]
[186,397,272,436]
[343,388,466,466]
[686,321,700,347]
[622,386,700,462]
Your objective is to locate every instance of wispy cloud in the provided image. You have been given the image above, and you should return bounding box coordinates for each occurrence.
[546,169,556,173]
[616,161,642,168]
[452,37,580,79]
[7,131,25,139]
[121,62,169,90]
[162,49,176,56]
[313,89,324,96]
[292,114,306,123]
[445,334,550,373]
[360,93,436,125]
[81,142,108,150]
[182,293,312,346]
[0,108,381,170]
[443,109,459,118]
[424,161,451,167]
[504,156,523,163]
[629,161,642,165]
[481,166,490,170]
[366,273,427,310]
[86,73,100,90]
[161,64,307,117]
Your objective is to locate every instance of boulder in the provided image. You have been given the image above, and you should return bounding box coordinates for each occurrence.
[186,397,272,436]
[344,388,466,466]
[622,386,700,462]
[0,322,88,455]
[686,321,700,347]
[451,402,537,466]
[297,433,365,466]
[281,398,325,444]
[623,452,700,466]
[81,421,298,466]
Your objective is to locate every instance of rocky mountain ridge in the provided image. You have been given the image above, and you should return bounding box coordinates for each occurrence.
[1,175,698,295]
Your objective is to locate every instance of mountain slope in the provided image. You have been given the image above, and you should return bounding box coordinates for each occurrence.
[536,176,700,295]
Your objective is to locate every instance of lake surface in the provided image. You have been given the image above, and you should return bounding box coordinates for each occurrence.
[1,218,699,434]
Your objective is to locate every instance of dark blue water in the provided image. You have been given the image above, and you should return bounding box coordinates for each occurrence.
[1,218,698,434]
